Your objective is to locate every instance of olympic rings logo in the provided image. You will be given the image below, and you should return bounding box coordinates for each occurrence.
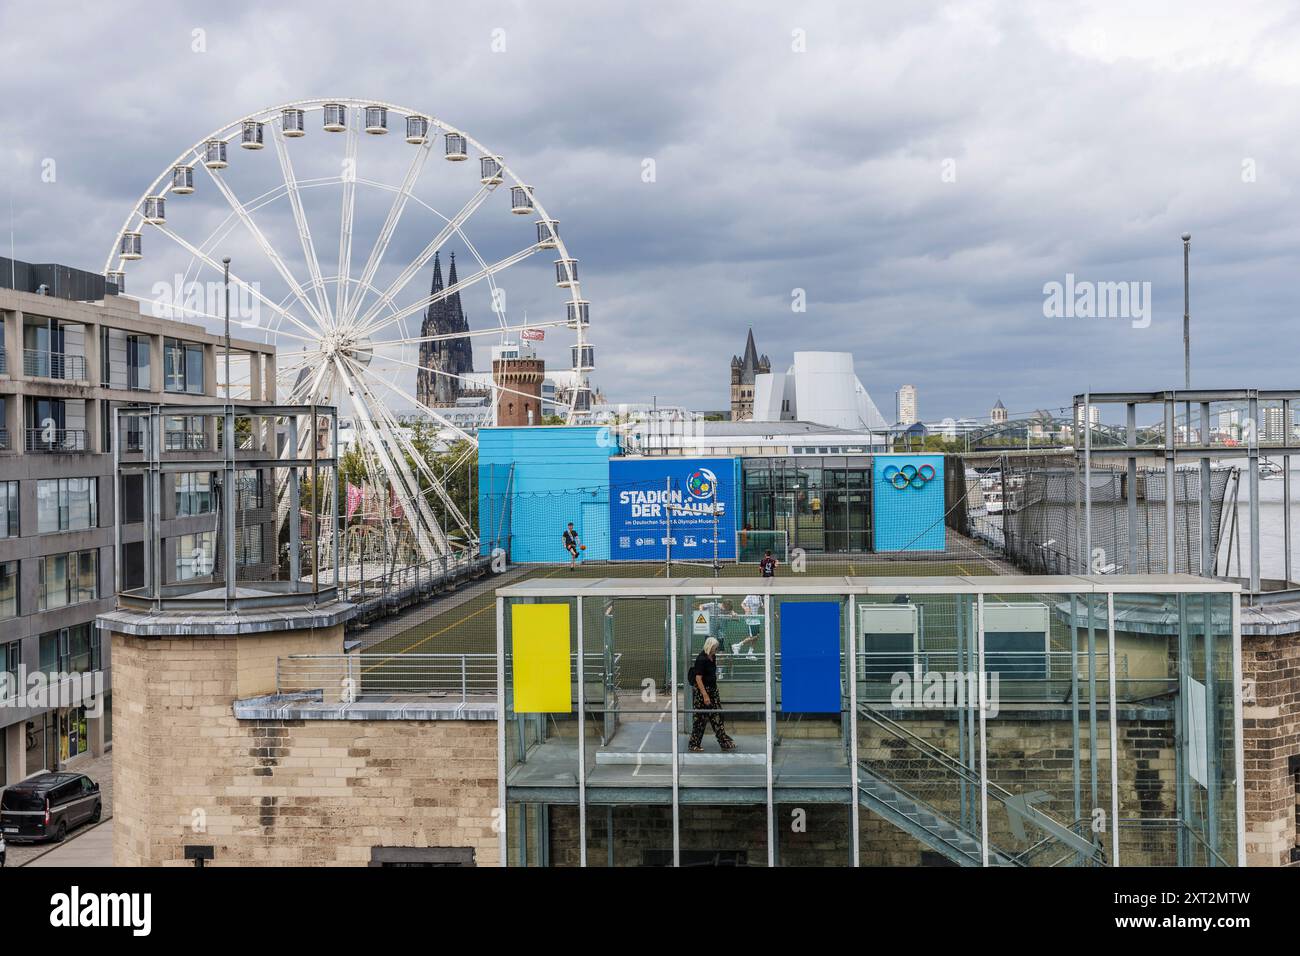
[882,463,936,491]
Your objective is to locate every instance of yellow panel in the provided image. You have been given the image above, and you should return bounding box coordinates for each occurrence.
[512,603,572,713]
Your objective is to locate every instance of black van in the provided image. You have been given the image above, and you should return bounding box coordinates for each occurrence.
[0,772,101,843]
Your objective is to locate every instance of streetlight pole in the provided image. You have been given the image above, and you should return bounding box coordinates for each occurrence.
[222,256,232,403]
[1181,233,1191,391]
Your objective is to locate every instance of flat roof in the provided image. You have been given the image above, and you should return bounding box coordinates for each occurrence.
[496,574,1239,598]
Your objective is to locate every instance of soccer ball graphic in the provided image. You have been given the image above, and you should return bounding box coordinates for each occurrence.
[686,468,718,500]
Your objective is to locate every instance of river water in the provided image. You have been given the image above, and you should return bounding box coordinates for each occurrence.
[1224,461,1300,582]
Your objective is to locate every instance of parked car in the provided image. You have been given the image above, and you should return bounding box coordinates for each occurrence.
[0,772,101,843]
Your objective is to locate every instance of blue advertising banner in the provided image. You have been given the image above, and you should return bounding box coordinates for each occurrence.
[779,601,842,713]
[609,457,739,561]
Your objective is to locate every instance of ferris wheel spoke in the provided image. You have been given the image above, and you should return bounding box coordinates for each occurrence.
[197,160,330,329]
[357,347,543,412]
[337,358,448,560]
[351,360,479,442]
[352,184,496,333]
[271,123,334,325]
[353,381,473,542]
[341,140,433,331]
[356,243,542,340]
[150,222,323,344]
[350,364,474,545]
[334,124,360,326]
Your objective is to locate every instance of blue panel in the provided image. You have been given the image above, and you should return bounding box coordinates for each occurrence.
[608,457,739,561]
[872,454,946,552]
[477,426,620,561]
[780,601,841,713]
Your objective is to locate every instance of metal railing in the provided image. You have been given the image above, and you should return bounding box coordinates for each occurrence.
[0,347,7,374]
[164,429,209,451]
[0,428,9,452]
[25,427,89,453]
[336,545,496,609]
[23,349,87,381]
[856,702,1108,865]
[275,651,613,703]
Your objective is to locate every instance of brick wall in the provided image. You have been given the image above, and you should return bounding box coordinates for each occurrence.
[110,628,499,867]
[1242,632,1300,867]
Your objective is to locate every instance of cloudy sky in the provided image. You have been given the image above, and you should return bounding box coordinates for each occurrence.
[2,0,1298,423]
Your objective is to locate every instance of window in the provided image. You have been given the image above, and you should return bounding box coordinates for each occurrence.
[101,329,151,390]
[37,549,98,611]
[175,532,215,581]
[1,639,19,701]
[120,473,144,524]
[36,478,98,533]
[0,481,17,538]
[164,338,205,394]
[38,624,100,676]
[0,561,16,620]
[236,470,263,510]
[236,526,263,566]
[175,472,214,517]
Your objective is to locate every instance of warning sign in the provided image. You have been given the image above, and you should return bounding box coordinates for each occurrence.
[692,610,710,636]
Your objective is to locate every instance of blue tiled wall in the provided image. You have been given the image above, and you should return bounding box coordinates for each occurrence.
[477,426,620,562]
[871,454,945,552]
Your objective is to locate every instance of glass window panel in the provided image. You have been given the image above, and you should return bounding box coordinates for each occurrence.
[0,561,17,620]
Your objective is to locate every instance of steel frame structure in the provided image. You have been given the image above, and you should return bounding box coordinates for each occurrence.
[1075,388,1300,596]
[495,574,1244,868]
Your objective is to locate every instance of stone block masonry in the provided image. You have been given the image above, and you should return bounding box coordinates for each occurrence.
[109,626,499,867]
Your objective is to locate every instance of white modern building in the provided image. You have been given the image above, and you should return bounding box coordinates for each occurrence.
[751,352,890,432]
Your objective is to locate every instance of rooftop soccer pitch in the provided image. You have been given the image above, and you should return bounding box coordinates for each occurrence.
[362,557,1000,660]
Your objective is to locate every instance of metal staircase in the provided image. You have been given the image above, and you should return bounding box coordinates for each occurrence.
[855,704,1109,867]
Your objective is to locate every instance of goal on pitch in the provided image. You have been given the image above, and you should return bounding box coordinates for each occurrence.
[736,529,789,564]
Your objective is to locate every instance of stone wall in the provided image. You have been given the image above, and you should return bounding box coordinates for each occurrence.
[110,627,499,867]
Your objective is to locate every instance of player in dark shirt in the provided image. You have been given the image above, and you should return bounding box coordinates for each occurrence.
[562,522,580,570]
[759,549,778,577]
[687,637,736,752]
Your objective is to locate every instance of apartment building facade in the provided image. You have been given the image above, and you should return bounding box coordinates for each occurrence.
[0,267,275,786]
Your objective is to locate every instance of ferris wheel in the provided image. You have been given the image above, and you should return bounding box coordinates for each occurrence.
[103,98,594,566]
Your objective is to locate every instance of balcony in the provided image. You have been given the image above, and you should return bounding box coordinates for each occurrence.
[26,427,89,453]
[24,350,88,382]
[164,429,209,452]
[0,428,9,451]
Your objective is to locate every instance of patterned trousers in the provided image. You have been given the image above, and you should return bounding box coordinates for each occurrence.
[689,684,733,749]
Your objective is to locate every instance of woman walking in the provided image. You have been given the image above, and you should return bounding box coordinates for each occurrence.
[688,637,736,752]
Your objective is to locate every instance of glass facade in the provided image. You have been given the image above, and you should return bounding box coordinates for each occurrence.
[741,457,872,555]
[164,338,205,394]
[0,560,17,620]
[175,472,214,517]
[0,481,18,538]
[36,549,98,611]
[175,531,215,580]
[498,578,1242,867]
[36,477,98,533]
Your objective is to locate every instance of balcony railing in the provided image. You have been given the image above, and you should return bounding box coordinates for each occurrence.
[164,429,209,451]
[26,427,89,453]
[0,347,7,374]
[23,350,88,381]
